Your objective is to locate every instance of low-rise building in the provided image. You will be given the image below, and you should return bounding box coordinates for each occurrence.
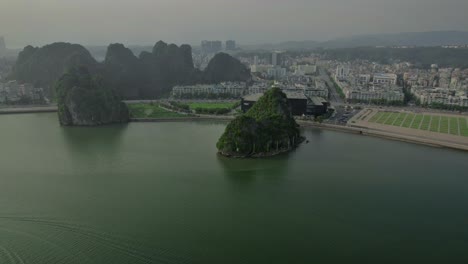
[411,86,468,107]
[307,96,329,116]
[172,82,247,98]
[373,73,397,85]
[241,91,308,116]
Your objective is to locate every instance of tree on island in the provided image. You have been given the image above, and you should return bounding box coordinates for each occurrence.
[217,88,303,158]
[56,66,129,126]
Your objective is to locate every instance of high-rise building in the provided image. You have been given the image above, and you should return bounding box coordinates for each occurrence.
[226,40,236,51]
[335,65,350,79]
[0,37,6,54]
[201,40,222,54]
[212,41,222,53]
[271,51,283,66]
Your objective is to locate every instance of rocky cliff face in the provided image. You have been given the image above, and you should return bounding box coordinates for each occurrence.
[56,67,129,126]
[11,41,252,100]
[103,43,143,99]
[203,52,251,83]
[217,88,302,158]
[11,43,97,89]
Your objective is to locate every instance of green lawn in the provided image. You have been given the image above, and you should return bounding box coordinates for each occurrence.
[369,112,384,122]
[420,115,431,131]
[128,104,186,118]
[187,102,238,110]
[384,113,399,125]
[429,116,441,132]
[402,114,415,128]
[460,118,468,137]
[375,112,391,124]
[439,116,449,134]
[449,117,459,135]
[367,111,468,137]
[410,114,423,129]
[369,111,468,137]
[393,113,407,127]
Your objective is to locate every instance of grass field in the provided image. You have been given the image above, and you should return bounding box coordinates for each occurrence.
[460,118,468,137]
[128,104,187,118]
[420,115,431,131]
[440,117,449,134]
[384,113,398,125]
[369,112,383,122]
[430,116,440,132]
[410,114,423,129]
[449,117,459,135]
[376,112,391,124]
[393,113,407,127]
[368,111,468,137]
[402,114,415,128]
[187,102,238,110]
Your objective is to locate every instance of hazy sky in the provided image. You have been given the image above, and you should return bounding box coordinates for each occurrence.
[1,0,468,48]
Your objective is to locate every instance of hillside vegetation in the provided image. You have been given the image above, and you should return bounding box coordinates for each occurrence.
[217,88,302,158]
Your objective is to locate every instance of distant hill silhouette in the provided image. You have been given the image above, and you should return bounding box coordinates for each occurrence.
[243,31,468,51]
[10,43,98,93]
[11,41,250,99]
[321,31,468,48]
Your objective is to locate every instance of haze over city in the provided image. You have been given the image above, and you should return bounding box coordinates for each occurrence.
[2,1,468,263]
[1,0,468,47]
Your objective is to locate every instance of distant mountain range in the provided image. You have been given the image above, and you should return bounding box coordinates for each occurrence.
[243,31,468,51]
[10,41,251,99]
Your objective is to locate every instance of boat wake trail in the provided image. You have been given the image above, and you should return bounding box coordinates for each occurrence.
[0,216,192,264]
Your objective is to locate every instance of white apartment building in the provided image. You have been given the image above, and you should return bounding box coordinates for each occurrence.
[172,82,246,97]
[335,65,350,80]
[373,73,397,85]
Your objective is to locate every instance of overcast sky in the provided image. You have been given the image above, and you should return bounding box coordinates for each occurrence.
[1,0,468,48]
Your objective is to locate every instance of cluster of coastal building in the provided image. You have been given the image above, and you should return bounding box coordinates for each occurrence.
[324,60,468,107]
[0,80,46,104]
[174,51,324,97]
[172,51,330,116]
[330,62,405,103]
[405,66,468,107]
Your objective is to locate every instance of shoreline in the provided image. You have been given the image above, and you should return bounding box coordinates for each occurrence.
[297,121,468,152]
[0,106,58,114]
[1,109,467,152]
[218,137,306,158]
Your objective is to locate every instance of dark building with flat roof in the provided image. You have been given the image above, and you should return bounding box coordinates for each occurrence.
[307,96,329,116]
[241,91,308,116]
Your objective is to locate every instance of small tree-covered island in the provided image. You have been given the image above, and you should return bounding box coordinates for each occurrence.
[217,88,304,158]
[56,67,129,126]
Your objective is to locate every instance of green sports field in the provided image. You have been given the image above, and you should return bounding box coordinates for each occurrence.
[368,111,468,137]
[187,102,238,110]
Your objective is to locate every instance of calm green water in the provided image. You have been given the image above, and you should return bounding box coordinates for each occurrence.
[0,113,468,264]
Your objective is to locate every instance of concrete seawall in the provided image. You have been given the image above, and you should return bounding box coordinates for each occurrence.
[0,108,466,152]
[298,121,468,152]
[130,116,235,123]
[0,106,58,115]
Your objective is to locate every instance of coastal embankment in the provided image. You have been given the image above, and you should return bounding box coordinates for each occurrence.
[1,107,466,152]
[0,106,58,114]
[298,121,468,152]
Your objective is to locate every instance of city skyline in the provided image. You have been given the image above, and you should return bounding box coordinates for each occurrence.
[1,0,468,48]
